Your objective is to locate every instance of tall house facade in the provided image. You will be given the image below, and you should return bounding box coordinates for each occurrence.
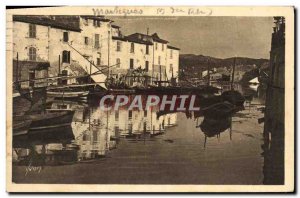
[110,32,180,86]
[13,16,82,87]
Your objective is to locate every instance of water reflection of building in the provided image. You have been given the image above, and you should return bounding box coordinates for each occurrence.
[72,102,177,159]
[13,98,178,164]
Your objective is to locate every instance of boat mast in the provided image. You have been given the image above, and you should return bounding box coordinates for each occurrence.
[58,55,61,85]
[89,61,92,84]
[231,57,236,90]
[58,55,61,75]
[16,53,19,82]
[207,58,210,86]
[159,65,162,87]
[108,30,110,78]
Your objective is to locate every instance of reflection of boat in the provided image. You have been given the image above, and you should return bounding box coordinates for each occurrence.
[221,90,245,107]
[13,123,77,166]
[200,117,231,137]
[14,110,75,134]
[13,119,32,136]
[201,101,236,119]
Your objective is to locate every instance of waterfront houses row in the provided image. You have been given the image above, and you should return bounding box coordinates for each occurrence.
[12,15,180,88]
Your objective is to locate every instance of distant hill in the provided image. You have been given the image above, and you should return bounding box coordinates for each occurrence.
[179,54,269,82]
[179,54,269,70]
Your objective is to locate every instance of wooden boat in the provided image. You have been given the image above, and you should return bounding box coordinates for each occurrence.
[47,84,94,99]
[14,110,75,134]
[28,110,75,133]
[13,119,32,136]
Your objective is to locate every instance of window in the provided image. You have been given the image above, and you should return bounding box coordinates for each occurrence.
[114,126,119,135]
[158,56,161,65]
[130,59,134,69]
[84,37,89,45]
[28,47,36,61]
[97,58,100,66]
[170,50,173,59]
[116,58,121,68]
[128,124,133,134]
[93,20,97,26]
[170,64,173,72]
[128,110,132,119]
[97,20,100,27]
[63,32,69,42]
[146,45,149,54]
[130,43,134,53]
[29,70,35,87]
[155,43,158,50]
[93,130,98,142]
[62,50,70,63]
[115,111,119,121]
[116,41,121,52]
[29,24,36,38]
[162,44,164,51]
[143,122,147,132]
[145,61,149,71]
[94,34,100,48]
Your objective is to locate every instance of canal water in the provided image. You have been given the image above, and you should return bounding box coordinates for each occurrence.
[12,85,268,184]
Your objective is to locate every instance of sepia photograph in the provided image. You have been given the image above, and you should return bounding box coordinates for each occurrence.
[6,6,294,192]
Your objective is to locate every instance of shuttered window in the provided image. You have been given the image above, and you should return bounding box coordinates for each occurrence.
[29,24,36,38]
[28,47,36,61]
[62,50,70,63]
[94,34,99,48]
[63,32,69,42]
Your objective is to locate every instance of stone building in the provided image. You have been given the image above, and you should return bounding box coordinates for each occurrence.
[12,15,180,88]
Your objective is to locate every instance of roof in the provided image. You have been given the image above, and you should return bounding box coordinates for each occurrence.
[112,24,120,29]
[126,33,153,45]
[80,15,112,22]
[112,36,127,42]
[13,15,82,32]
[151,33,169,44]
[167,45,180,50]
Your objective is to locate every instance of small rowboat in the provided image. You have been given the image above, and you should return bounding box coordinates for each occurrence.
[47,90,89,99]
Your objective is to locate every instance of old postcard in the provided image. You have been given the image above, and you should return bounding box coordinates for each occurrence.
[6,6,294,192]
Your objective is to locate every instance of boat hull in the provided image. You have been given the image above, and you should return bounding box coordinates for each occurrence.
[47,91,89,99]
[28,110,75,133]
[13,120,32,136]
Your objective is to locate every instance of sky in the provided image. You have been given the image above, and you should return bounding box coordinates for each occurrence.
[109,16,274,59]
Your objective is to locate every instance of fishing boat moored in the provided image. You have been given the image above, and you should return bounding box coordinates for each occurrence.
[14,110,75,134]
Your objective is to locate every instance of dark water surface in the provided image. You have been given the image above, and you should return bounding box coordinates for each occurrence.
[13,85,268,184]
